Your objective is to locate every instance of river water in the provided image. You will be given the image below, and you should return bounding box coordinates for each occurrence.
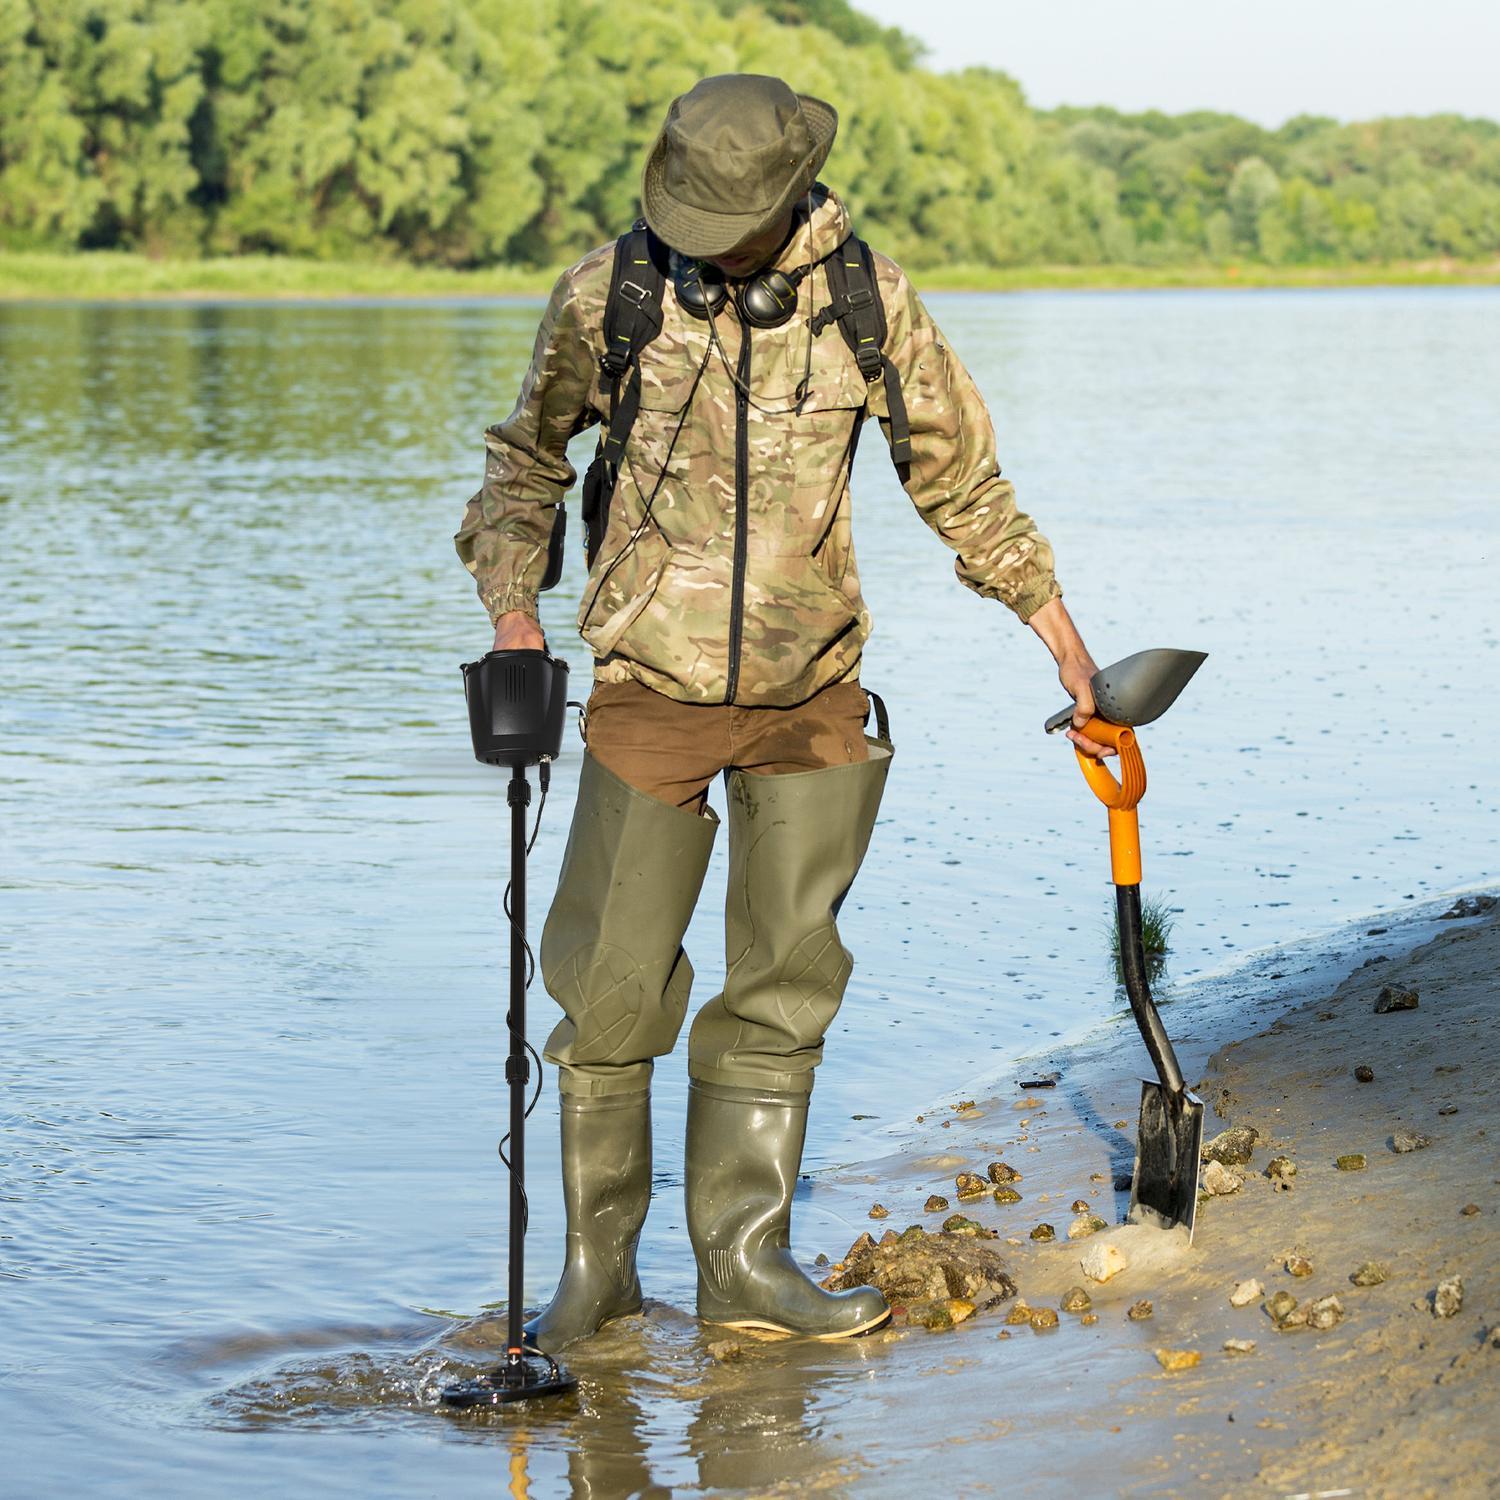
[2,287,1496,1494]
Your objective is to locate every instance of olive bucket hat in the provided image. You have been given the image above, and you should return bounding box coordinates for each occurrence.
[641,74,838,259]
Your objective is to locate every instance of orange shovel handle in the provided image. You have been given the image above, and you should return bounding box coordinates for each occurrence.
[1072,717,1147,885]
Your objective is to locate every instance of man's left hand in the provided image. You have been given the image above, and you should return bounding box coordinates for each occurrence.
[1026,595,1116,760]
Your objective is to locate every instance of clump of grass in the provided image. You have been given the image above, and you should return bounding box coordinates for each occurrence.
[1108,894,1177,987]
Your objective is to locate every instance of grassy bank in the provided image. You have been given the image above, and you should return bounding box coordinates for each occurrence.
[2,250,1497,302]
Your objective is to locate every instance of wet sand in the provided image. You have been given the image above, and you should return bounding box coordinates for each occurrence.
[404,895,1500,1497]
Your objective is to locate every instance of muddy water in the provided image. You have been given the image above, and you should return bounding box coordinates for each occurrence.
[2,288,1496,1493]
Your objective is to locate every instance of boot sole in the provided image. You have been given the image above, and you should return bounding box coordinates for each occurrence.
[704,1308,891,1341]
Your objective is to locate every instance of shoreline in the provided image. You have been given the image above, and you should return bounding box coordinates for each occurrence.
[2,252,1497,303]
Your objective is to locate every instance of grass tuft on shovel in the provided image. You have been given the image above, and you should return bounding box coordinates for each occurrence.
[1108,895,1177,987]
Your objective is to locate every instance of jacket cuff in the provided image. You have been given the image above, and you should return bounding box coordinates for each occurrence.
[1012,576,1062,625]
[482,583,540,624]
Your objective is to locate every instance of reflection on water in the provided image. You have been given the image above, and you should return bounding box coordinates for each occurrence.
[2,290,1497,1493]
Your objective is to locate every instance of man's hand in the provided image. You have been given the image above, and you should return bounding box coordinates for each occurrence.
[1026,595,1115,760]
[493,610,545,652]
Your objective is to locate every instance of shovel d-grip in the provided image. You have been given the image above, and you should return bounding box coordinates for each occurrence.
[1073,716,1204,1237]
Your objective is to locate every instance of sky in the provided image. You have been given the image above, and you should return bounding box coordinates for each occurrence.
[852,0,1500,127]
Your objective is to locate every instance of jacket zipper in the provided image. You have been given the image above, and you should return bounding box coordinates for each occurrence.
[724,322,752,704]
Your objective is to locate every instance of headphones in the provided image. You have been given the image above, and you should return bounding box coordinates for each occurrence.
[672,254,813,330]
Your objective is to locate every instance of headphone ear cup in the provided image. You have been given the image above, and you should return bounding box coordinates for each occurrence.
[674,258,728,320]
[737,270,798,330]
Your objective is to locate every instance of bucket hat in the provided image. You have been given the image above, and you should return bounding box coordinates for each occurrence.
[641,74,838,259]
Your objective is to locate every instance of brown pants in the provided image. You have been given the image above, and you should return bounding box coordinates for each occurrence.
[583,677,871,812]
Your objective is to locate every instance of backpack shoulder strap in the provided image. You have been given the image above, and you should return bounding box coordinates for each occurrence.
[599,219,668,466]
[821,235,911,468]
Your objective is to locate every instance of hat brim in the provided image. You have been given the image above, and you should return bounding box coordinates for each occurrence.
[640,93,838,259]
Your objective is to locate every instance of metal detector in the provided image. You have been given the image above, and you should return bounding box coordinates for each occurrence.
[442,648,578,1409]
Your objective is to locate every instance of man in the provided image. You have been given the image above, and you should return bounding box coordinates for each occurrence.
[455,74,1110,1351]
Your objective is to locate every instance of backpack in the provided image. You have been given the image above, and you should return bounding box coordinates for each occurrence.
[538,219,911,586]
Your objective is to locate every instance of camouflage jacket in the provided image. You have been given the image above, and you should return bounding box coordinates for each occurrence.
[454,185,1061,706]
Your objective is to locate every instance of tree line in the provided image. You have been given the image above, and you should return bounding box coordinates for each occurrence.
[3,0,1497,269]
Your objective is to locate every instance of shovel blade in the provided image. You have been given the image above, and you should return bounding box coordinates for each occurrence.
[1126,1079,1205,1240]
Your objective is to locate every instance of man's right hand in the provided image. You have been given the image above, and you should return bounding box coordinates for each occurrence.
[493,610,545,652]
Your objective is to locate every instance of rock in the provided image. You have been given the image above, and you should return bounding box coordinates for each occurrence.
[1335,1154,1367,1172]
[955,1172,988,1199]
[1440,1105,1459,1116]
[1068,1214,1108,1240]
[1433,1277,1464,1318]
[1202,1160,1242,1196]
[941,1214,988,1237]
[924,1194,950,1213]
[1439,894,1497,919]
[1354,1065,1375,1083]
[1391,1130,1433,1154]
[1285,1253,1314,1278]
[1230,1278,1264,1307]
[869,1203,890,1219]
[1223,1338,1257,1355]
[1005,1301,1033,1326]
[1266,1156,1297,1190]
[1070,1199,1090,1213]
[1374,985,1419,1014]
[814,1252,829,1267]
[1080,1312,1099,1325]
[878,1229,899,1247]
[1350,1261,1389,1287]
[1029,1307,1059,1331]
[1060,1286,1092,1313]
[1461,1203,1481,1217]
[822,1226,1016,1313]
[1030,1223,1056,1242]
[1127,1299,1154,1321]
[1081,1241,1128,1284]
[846,1232,877,1259]
[992,1186,1022,1205]
[1113,1172,1133,1192]
[707,1339,745,1362]
[987,1161,1022,1185]
[900,1225,927,1242]
[1202,1126,1260,1166]
[1154,1348,1201,1372]
[1307,1294,1344,1330]
[1265,1290,1301,1328]
[1362,954,1390,967]
[955,1100,976,1111]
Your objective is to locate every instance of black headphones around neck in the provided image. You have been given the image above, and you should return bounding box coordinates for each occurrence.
[672,254,814,330]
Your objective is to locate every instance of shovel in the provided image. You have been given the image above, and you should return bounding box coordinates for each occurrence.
[1047,650,1207,1239]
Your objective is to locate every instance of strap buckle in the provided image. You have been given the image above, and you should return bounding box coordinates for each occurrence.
[844,286,875,311]
[618,279,654,308]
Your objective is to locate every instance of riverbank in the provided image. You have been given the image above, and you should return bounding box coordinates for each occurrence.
[405,892,1499,1495]
[2,250,1496,301]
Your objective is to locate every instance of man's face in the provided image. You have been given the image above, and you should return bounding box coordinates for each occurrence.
[705,211,796,278]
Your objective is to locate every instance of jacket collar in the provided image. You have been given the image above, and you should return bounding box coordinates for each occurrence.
[767,182,852,275]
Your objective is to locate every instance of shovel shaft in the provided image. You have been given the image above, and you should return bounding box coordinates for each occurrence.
[1116,882,1186,1097]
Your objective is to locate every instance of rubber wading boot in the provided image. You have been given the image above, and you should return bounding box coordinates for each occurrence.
[523,1088,651,1352]
[684,1078,889,1338]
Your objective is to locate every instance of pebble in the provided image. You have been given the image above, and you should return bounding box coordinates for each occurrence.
[1070,1199,1090,1213]
[906,1297,977,1332]
[1114,1120,1129,1130]
[1060,1286,1092,1313]
[1285,1253,1314,1278]
[924,1194,950,1213]
[900,1224,926,1242]
[1306,1294,1345,1330]
[1005,1301,1033,1326]
[1461,1203,1481,1217]
[1374,984,1419,1013]
[955,1172,988,1199]
[1350,1261,1389,1287]
[1433,1276,1464,1318]
[1127,1299,1154,1321]
[1113,1172,1133,1191]
[1154,1348,1201,1372]
[1081,1241,1128,1284]
[1068,1213,1108,1240]
[878,1229,899,1247]
[1029,1307,1060,1331]
[1265,1156,1296,1190]
[992,1186,1022,1205]
[1335,1154,1367,1172]
[1202,1160,1242,1196]
[1230,1278,1264,1307]
[1354,1065,1375,1083]
[987,1161,1023,1185]
[1080,1312,1098,1326]
[1439,1105,1459,1116]
[814,1252,829,1267]
[1201,1125,1260,1166]
[707,1339,745,1362]
[1440,894,1497,919]
[1391,1130,1433,1154]
[941,1214,987,1237]
[1223,1338,1257,1355]
[869,1203,889,1219]
[1265,1290,1302,1329]
[1030,1223,1056,1242]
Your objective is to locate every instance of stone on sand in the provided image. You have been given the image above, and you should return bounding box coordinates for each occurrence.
[1060,1286,1092,1313]
[1201,1125,1260,1166]
[924,1194,949,1213]
[1285,1253,1314,1278]
[1154,1348,1201,1372]
[1391,1129,1433,1153]
[1350,1261,1389,1287]
[987,1161,1022,1185]
[1335,1153,1367,1172]
[1374,984,1419,1013]
[955,1172,988,1199]
[869,1202,889,1219]
[1306,1294,1345,1330]
[1202,1160,1242,1196]
[1067,1213,1108,1240]
[824,1227,1015,1312]
[1230,1278,1264,1307]
[1081,1241,1128,1284]
[1433,1277,1464,1318]
[1223,1338,1257,1355]
[1127,1299,1154,1321]
[1029,1307,1059,1331]
[1030,1222,1055,1242]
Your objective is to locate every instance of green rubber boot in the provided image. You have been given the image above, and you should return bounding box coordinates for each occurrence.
[523,1088,651,1352]
[684,1078,889,1339]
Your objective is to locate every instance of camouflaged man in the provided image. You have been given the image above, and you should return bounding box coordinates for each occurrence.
[454,73,1112,1353]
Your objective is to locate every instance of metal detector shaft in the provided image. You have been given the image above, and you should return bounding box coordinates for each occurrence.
[505,765,531,1364]
[1116,883,1185,1096]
